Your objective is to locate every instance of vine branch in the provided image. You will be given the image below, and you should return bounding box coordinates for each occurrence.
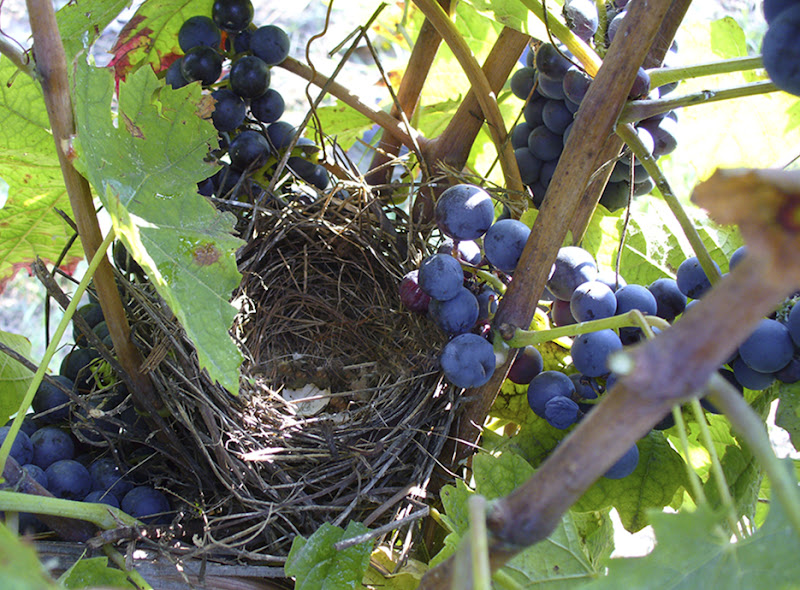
[0,35,35,77]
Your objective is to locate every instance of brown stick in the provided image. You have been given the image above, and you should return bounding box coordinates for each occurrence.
[26,0,155,407]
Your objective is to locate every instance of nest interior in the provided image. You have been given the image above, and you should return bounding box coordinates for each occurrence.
[98,190,456,561]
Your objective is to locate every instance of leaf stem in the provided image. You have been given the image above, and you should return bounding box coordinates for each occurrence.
[0,231,114,476]
[469,495,492,590]
[615,123,721,285]
[620,80,779,124]
[0,489,139,529]
[0,36,35,78]
[647,55,764,89]
[412,0,523,194]
[671,406,708,505]
[103,546,153,590]
[689,398,743,539]
[706,373,800,538]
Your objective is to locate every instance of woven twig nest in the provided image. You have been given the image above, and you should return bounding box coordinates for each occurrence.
[107,186,454,560]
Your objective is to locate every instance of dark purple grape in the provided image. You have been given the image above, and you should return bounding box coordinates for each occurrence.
[542,100,573,134]
[595,269,626,292]
[562,66,592,104]
[230,55,270,99]
[266,121,296,150]
[515,147,543,185]
[774,353,800,383]
[210,89,246,133]
[641,115,678,158]
[604,443,638,479]
[527,125,563,161]
[308,165,329,190]
[212,0,254,33]
[180,46,222,86]
[632,178,655,197]
[551,298,577,326]
[731,356,775,390]
[440,333,496,388]
[89,457,134,500]
[60,347,100,393]
[570,280,616,321]
[84,490,120,508]
[535,43,573,80]
[599,180,630,212]
[418,254,464,301]
[229,130,270,170]
[676,256,720,299]
[629,67,651,99]
[523,95,547,127]
[30,426,75,469]
[32,376,73,424]
[762,5,800,96]
[178,16,221,51]
[399,270,431,314]
[571,329,622,377]
[544,396,581,429]
[435,184,495,241]
[528,371,576,418]
[121,486,171,524]
[507,345,544,384]
[476,285,499,321]
[165,58,189,88]
[788,301,800,346]
[570,373,601,400]
[511,123,534,150]
[539,159,558,189]
[22,463,48,488]
[564,0,599,42]
[764,0,796,23]
[510,67,537,99]
[547,246,598,301]
[233,28,252,53]
[250,88,285,123]
[607,10,626,43]
[250,25,290,66]
[738,318,794,373]
[429,287,480,335]
[45,459,91,500]
[729,245,747,270]
[615,284,657,316]
[648,278,686,322]
[0,426,33,465]
[536,73,567,100]
[483,219,530,273]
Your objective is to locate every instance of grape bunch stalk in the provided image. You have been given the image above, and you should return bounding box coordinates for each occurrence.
[166,0,330,215]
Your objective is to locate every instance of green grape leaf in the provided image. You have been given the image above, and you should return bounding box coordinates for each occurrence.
[703,443,763,526]
[362,548,427,590]
[0,331,33,424]
[72,61,244,394]
[109,0,213,81]
[573,431,690,533]
[438,479,474,536]
[572,509,616,569]
[775,381,800,452]
[458,0,549,38]
[473,450,535,499]
[60,557,135,589]
[578,488,800,590]
[505,410,564,467]
[285,521,372,590]
[0,523,59,589]
[56,0,131,61]
[710,17,747,59]
[755,460,800,528]
[314,102,374,152]
[0,57,83,290]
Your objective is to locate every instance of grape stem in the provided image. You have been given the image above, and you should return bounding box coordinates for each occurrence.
[620,80,779,124]
[0,490,140,529]
[706,373,800,538]
[469,495,492,590]
[502,310,670,348]
[0,36,35,77]
[671,407,708,504]
[463,267,507,294]
[615,123,722,286]
[647,55,764,90]
[103,546,154,590]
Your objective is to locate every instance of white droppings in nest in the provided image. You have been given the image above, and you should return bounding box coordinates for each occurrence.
[281,382,330,416]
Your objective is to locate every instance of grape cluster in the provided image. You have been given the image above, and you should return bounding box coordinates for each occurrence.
[761,0,800,97]
[0,294,171,534]
[167,0,329,209]
[510,0,680,211]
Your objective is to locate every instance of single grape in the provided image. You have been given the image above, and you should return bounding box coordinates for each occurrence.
[632,177,655,197]
[230,55,270,99]
[547,246,598,301]
[510,67,537,99]
[774,353,800,384]
[629,67,650,99]
[551,298,577,326]
[570,280,617,322]
[676,256,720,299]
[515,147,543,186]
[595,269,626,292]
[599,180,629,212]
[233,28,251,53]
[89,457,134,500]
[5,417,38,438]
[60,347,100,394]
[30,426,75,469]
[250,88,285,124]
[45,459,92,500]
[229,130,270,171]
[32,376,73,424]
[165,59,189,89]
[511,123,534,150]
[539,159,558,189]
[729,245,748,270]
[523,95,547,127]
[399,270,431,314]
[738,318,794,373]
[121,486,171,524]
[527,125,563,161]
[604,443,639,479]
[571,329,622,378]
[84,490,121,508]
[648,278,686,323]
[22,463,48,488]
[178,16,221,51]
[180,46,222,86]
[731,356,775,390]
[570,373,601,400]
[562,66,592,104]
[764,0,796,22]
[454,240,483,265]
[640,115,678,158]
[507,345,544,384]
[210,89,246,133]
[418,253,464,301]
[542,99,573,134]
[429,287,480,335]
[528,371,576,418]
[250,25,291,66]
[564,0,599,42]
[536,73,567,100]
[763,7,800,96]
[212,0,254,33]
[535,44,573,80]
[476,285,499,321]
[266,121,296,150]
[545,396,581,429]
[308,165,330,190]
[0,426,34,465]
[440,333,496,389]
[607,10,626,43]
[483,219,531,273]
[435,184,495,241]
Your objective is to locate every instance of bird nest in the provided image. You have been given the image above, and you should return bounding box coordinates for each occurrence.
[102,186,455,562]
